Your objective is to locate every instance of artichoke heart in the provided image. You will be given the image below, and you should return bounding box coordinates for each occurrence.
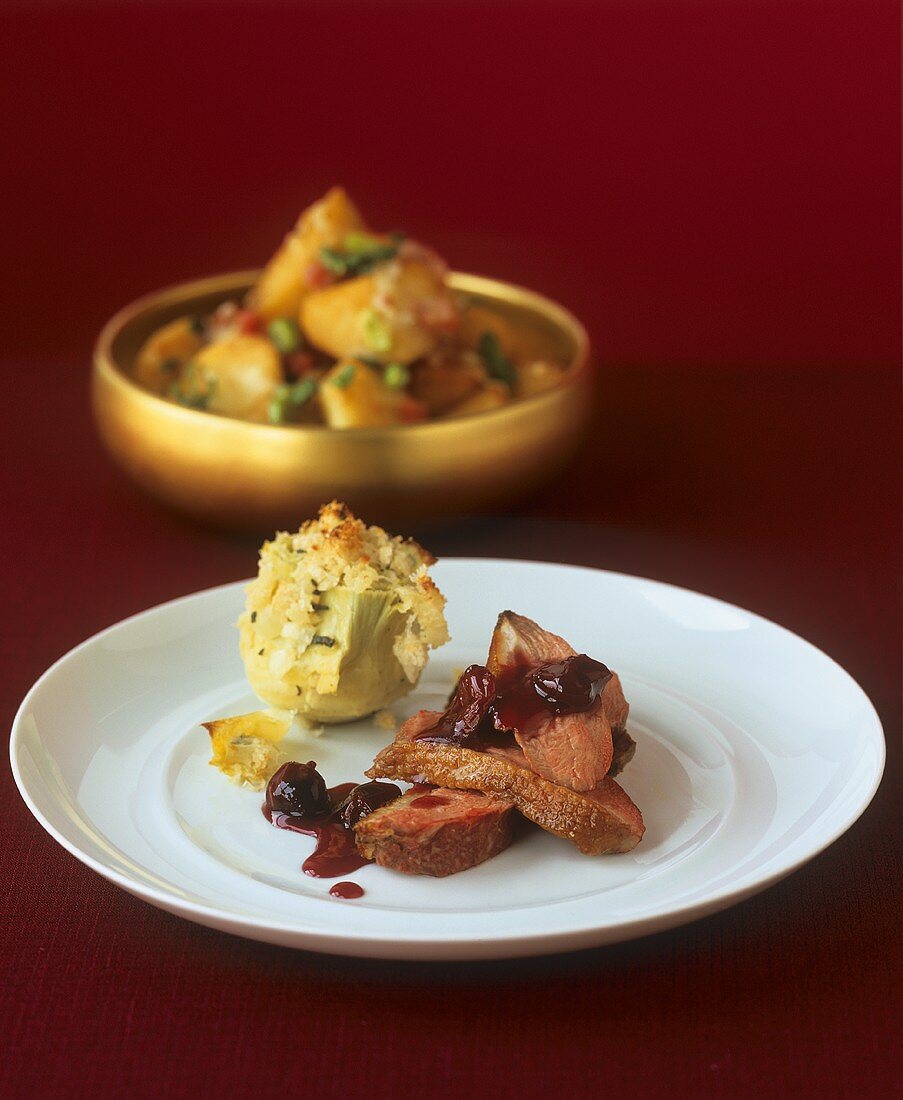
[238,501,449,722]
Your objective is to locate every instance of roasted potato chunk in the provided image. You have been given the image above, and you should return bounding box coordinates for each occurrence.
[516,358,565,397]
[246,186,365,321]
[318,359,403,428]
[457,303,522,359]
[175,334,282,422]
[445,381,509,418]
[300,260,458,365]
[409,350,486,415]
[133,316,203,394]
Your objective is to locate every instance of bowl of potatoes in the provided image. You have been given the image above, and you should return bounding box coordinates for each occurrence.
[92,188,591,530]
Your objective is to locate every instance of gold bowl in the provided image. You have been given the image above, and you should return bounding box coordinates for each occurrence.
[92,271,591,530]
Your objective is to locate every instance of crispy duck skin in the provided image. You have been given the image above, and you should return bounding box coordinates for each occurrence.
[366,710,645,855]
[354,787,516,876]
[486,611,630,792]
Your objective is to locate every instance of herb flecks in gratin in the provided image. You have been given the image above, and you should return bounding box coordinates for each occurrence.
[238,502,448,722]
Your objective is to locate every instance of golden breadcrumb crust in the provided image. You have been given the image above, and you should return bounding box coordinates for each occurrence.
[239,502,448,717]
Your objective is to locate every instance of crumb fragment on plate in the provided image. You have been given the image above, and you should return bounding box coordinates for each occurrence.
[374,709,397,731]
[203,711,290,789]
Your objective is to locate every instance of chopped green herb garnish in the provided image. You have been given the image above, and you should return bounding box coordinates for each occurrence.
[169,387,206,409]
[363,309,392,354]
[258,648,265,656]
[318,232,405,278]
[383,362,409,390]
[167,362,216,409]
[250,611,257,623]
[267,317,302,355]
[311,635,336,647]
[332,364,356,389]
[160,357,181,374]
[268,378,317,424]
[167,369,216,410]
[188,315,205,335]
[342,231,385,253]
[312,603,329,612]
[318,248,351,276]
[296,685,302,696]
[477,331,516,389]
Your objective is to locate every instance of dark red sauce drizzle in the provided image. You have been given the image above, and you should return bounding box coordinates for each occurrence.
[329,881,364,900]
[416,655,613,749]
[263,762,400,880]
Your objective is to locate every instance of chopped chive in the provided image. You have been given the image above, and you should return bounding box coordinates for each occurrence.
[383,362,409,390]
[267,317,302,355]
[268,390,288,424]
[188,315,205,335]
[332,364,356,389]
[318,247,351,276]
[268,378,317,424]
[311,635,336,647]
[477,331,516,389]
[318,234,404,279]
[250,611,257,623]
[168,370,216,410]
[363,309,392,353]
[343,230,385,252]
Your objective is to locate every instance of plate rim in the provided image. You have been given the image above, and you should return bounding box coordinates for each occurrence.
[9,559,886,959]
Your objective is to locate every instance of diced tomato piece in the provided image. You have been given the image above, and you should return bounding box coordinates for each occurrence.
[305,261,336,290]
[416,297,459,332]
[234,309,260,335]
[285,351,315,380]
[399,396,429,423]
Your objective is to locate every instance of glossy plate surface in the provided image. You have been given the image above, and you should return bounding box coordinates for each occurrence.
[10,560,884,960]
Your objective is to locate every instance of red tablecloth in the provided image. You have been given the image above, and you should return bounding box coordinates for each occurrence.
[2,2,899,1097]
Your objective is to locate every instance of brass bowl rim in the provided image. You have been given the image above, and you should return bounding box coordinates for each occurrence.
[93,270,591,437]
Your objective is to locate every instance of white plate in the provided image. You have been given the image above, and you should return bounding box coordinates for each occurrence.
[10,560,884,960]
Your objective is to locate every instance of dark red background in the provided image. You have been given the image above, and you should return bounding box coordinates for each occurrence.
[1,2,899,1098]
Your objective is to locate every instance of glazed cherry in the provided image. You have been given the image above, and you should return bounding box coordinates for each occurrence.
[415,664,497,748]
[418,656,613,748]
[263,768,390,879]
[265,760,331,817]
[336,780,402,828]
[492,654,613,733]
[529,655,613,714]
